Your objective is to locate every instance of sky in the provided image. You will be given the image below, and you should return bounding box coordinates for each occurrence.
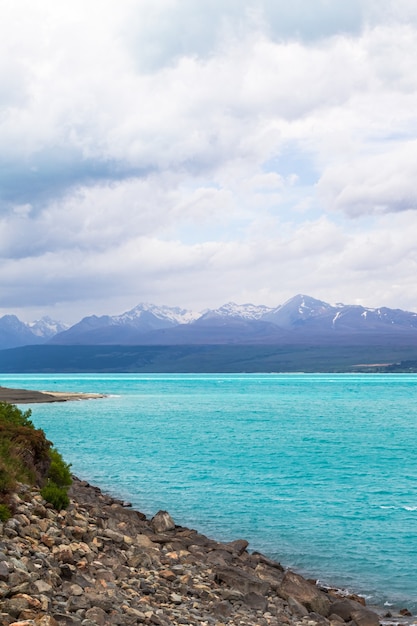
[2,0,417,323]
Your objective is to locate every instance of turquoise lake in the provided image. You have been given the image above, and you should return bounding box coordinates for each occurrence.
[3,373,417,613]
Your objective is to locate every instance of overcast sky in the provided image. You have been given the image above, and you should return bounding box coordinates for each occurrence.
[2,0,417,323]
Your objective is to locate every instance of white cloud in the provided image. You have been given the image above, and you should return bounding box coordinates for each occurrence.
[1,1,417,321]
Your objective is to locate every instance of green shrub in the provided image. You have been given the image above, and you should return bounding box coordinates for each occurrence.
[0,503,11,522]
[0,402,34,428]
[0,402,71,509]
[47,447,72,487]
[40,482,70,511]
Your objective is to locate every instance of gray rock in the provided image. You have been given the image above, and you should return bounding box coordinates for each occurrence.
[67,594,93,612]
[0,561,9,581]
[243,591,269,611]
[215,566,269,595]
[101,528,125,543]
[254,562,285,589]
[351,607,380,626]
[34,579,53,593]
[151,510,176,533]
[278,570,331,616]
[287,595,310,617]
[224,539,249,555]
[84,606,108,625]
[330,598,380,626]
[212,600,233,618]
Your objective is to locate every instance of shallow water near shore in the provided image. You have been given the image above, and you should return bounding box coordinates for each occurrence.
[3,372,417,614]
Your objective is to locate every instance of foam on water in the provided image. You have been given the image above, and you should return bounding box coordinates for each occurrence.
[3,372,417,612]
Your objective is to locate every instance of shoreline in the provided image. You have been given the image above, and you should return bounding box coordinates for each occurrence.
[2,476,411,626]
[0,385,106,404]
[78,478,414,625]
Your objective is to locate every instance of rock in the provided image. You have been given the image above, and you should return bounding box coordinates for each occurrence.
[278,571,331,616]
[224,539,249,555]
[67,594,92,612]
[34,580,53,594]
[0,561,9,581]
[21,524,41,539]
[350,608,380,626]
[34,617,59,626]
[329,599,357,621]
[206,549,234,565]
[84,606,108,625]
[170,593,182,604]
[101,529,125,544]
[150,511,175,533]
[159,569,176,581]
[330,599,380,626]
[215,566,269,595]
[287,595,310,617]
[254,562,285,589]
[212,600,233,618]
[135,534,156,548]
[243,591,269,611]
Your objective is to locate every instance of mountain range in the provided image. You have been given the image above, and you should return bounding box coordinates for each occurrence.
[3,294,417,350]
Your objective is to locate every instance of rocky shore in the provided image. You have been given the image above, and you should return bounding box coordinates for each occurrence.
[0,477,403,626]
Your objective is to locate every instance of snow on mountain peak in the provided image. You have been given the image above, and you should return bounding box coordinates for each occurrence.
[117,303,200,325]
[203,302,274,320]
[28,316,69,338]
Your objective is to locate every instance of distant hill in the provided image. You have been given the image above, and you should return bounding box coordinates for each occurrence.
[2,295,417,351]
[0,343,416,373]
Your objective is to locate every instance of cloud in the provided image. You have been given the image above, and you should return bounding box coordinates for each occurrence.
[1,1,417,321]
[124,0,364,72]
[317,140,417,216]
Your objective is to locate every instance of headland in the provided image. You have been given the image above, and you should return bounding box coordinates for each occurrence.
[0,385,106,404]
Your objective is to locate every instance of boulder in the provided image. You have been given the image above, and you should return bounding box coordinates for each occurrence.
[215,566,269,595]
[287,595,310,617]
[254,562,285,590]
[278,571,332,616]
[351,607,380,626]
[223,539,249,555]
[330,598,380,626]
[150,510,175,533]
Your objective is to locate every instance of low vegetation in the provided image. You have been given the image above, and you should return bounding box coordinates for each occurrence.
[0,402,71,517]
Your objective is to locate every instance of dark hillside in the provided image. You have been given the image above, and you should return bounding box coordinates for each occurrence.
[0,343,416,372]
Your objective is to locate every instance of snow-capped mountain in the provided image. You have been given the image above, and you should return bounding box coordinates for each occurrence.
[0,315,68,349]
[28,316,69,338]
[48,304,201,345]
[114,303,200,326]
[2,295,417,350]
[48,294,417,346]
[269,294,417,333]
[196,302,273,322]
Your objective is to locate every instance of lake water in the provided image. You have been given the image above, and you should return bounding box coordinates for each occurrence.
[3,373,417,613]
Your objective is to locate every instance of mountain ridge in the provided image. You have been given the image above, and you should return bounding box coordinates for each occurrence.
[2,294,417,350]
